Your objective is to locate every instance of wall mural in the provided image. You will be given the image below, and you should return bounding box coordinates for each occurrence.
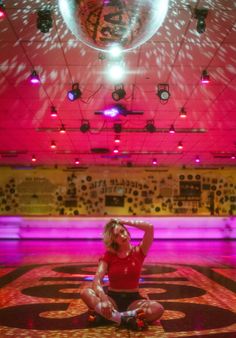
[0,167,235,216]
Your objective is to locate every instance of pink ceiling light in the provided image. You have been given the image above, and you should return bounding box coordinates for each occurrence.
[169,124,175,134]
[50,106,58,118]
[50,140,56,149]
[113,147,119,154]
[201,70,210,84]
[195,155,200,163]
[31,154,36,162]
[0,1,5,18]
[59,124,66,134]
[30,70,40,84]
[75,158,80,165]
[114,135,120,143]
[152,158,157,165]
[178,141,183,150]
[179,107,187,118]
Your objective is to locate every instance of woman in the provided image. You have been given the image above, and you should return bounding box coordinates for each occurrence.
[80,218,164,331]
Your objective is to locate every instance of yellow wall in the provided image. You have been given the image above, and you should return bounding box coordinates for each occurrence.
[0,166,235,216]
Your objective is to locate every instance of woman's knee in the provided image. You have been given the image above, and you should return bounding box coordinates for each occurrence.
[80,287,95,303]
[144,301,164,322]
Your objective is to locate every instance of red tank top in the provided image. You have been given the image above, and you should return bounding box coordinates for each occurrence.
[101,246,145,290]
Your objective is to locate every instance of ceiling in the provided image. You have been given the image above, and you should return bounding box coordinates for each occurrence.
[0,0,236,169]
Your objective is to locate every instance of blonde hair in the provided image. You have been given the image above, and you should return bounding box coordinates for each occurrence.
[103,219,130,252]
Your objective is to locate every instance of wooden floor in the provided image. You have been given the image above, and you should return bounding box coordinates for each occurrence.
[0,239,236,337]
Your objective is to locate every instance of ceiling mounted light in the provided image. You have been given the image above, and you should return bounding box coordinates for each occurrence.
[169,124,175,134]
[37,9,53,33]
[59,124,66,134]
[104,104,127,118]
[67,83,82,101]
[113,146,119,154]
[75,158,80,165]
[178,141,183,150]
[50,106,57,118]
[231,154,236,160]
[30,70,40,84]
[80,120,90,133]
[201,69,210,84]
[107,62,125,82]
[145,120,156,133]
[114,123,122,133]
[51,140,56,149]
[152,158,157,165]
[179,107,187,118]
[194,8,208,34]
[157,83,170,104]
[108,44,123,58]
[114,135,120,143]
[112,84,126,101]
[195,155,200,163]
[31,154,37,162]
[0,1,6,18]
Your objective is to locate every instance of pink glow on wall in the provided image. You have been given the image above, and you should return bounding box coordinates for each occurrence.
[0,216,235,240]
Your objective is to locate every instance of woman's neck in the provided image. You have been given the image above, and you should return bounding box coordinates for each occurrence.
[117,243,132,257]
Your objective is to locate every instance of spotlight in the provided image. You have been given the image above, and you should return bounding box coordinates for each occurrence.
[59,124,66,134]
[67,83,82,101]
[31,154,36,162]
[201,70,210,84]
[178,141,183,150]
[194,8,208,34]
[231,154,236,160]
[75,158,80,165]
[37,9,53,33]
[114,135,120,143]
[195,155,200,163]
[157,83,170,104]
[30,70,40,84]
[108,44,123,58]
[104,104,127,117]
[50,106,57,117]
[80,121,90,133]
[51,140,56,149]
[152,158,157,165]
[113,146,119,154]
[0,1,6,18]
[145,120,156,133]
[114,123,122,133]
[107,62,125,82]
[179,107,187,118]
[169,124,175,134]
[112,84,126,101]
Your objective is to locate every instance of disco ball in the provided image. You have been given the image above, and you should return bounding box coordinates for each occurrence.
[58,0,169,52]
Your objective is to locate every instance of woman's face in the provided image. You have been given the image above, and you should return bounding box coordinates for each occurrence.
[112,224,130,246]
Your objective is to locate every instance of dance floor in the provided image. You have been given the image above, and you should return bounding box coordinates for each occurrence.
[0,239,236,337]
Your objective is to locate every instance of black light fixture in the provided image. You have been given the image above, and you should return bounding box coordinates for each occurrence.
[201,69,210,84]
[50,106,57,118]
[179,107,187,118]
[59,124,66,134]
[112,83,126,101]
[194,8,208,34]
[30,70,40,84]
[157,83,170,104]
[80,120,90,133]
[31,154,37,162]
[114,123,122,133]
[169,124,175,134]
[145,120,156,133]
[0,1,6,18]
[37,9,53,33]
[67,83,82,101]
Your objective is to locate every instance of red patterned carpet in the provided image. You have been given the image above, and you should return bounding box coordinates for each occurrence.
[0,239,236,337]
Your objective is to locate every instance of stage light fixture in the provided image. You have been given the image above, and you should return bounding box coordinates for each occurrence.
[30,70,40,84]
[178,141,183,150]
[37,9,53,33]
[114,135,120,143]
[80,120,90,133]
[0,1,6,18]
[51,140,56,149]
[231,154,236,160]
[152,158,157,165]
[169,124,175,134]
[59,124,66,134]
[31,154,36,162]
[145,120,156,133]
[195,155,200,163]
[50,106,57,118]
[201,70,210,84]
[75,158,80,165]
[180,107,187,118]
[157,83,170,104]
[194,8,208,34]
[113,146,119,154]
[114,123,122,133]
[104,104,127,118]
[67,83,82,101]
[112,84,126,101]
